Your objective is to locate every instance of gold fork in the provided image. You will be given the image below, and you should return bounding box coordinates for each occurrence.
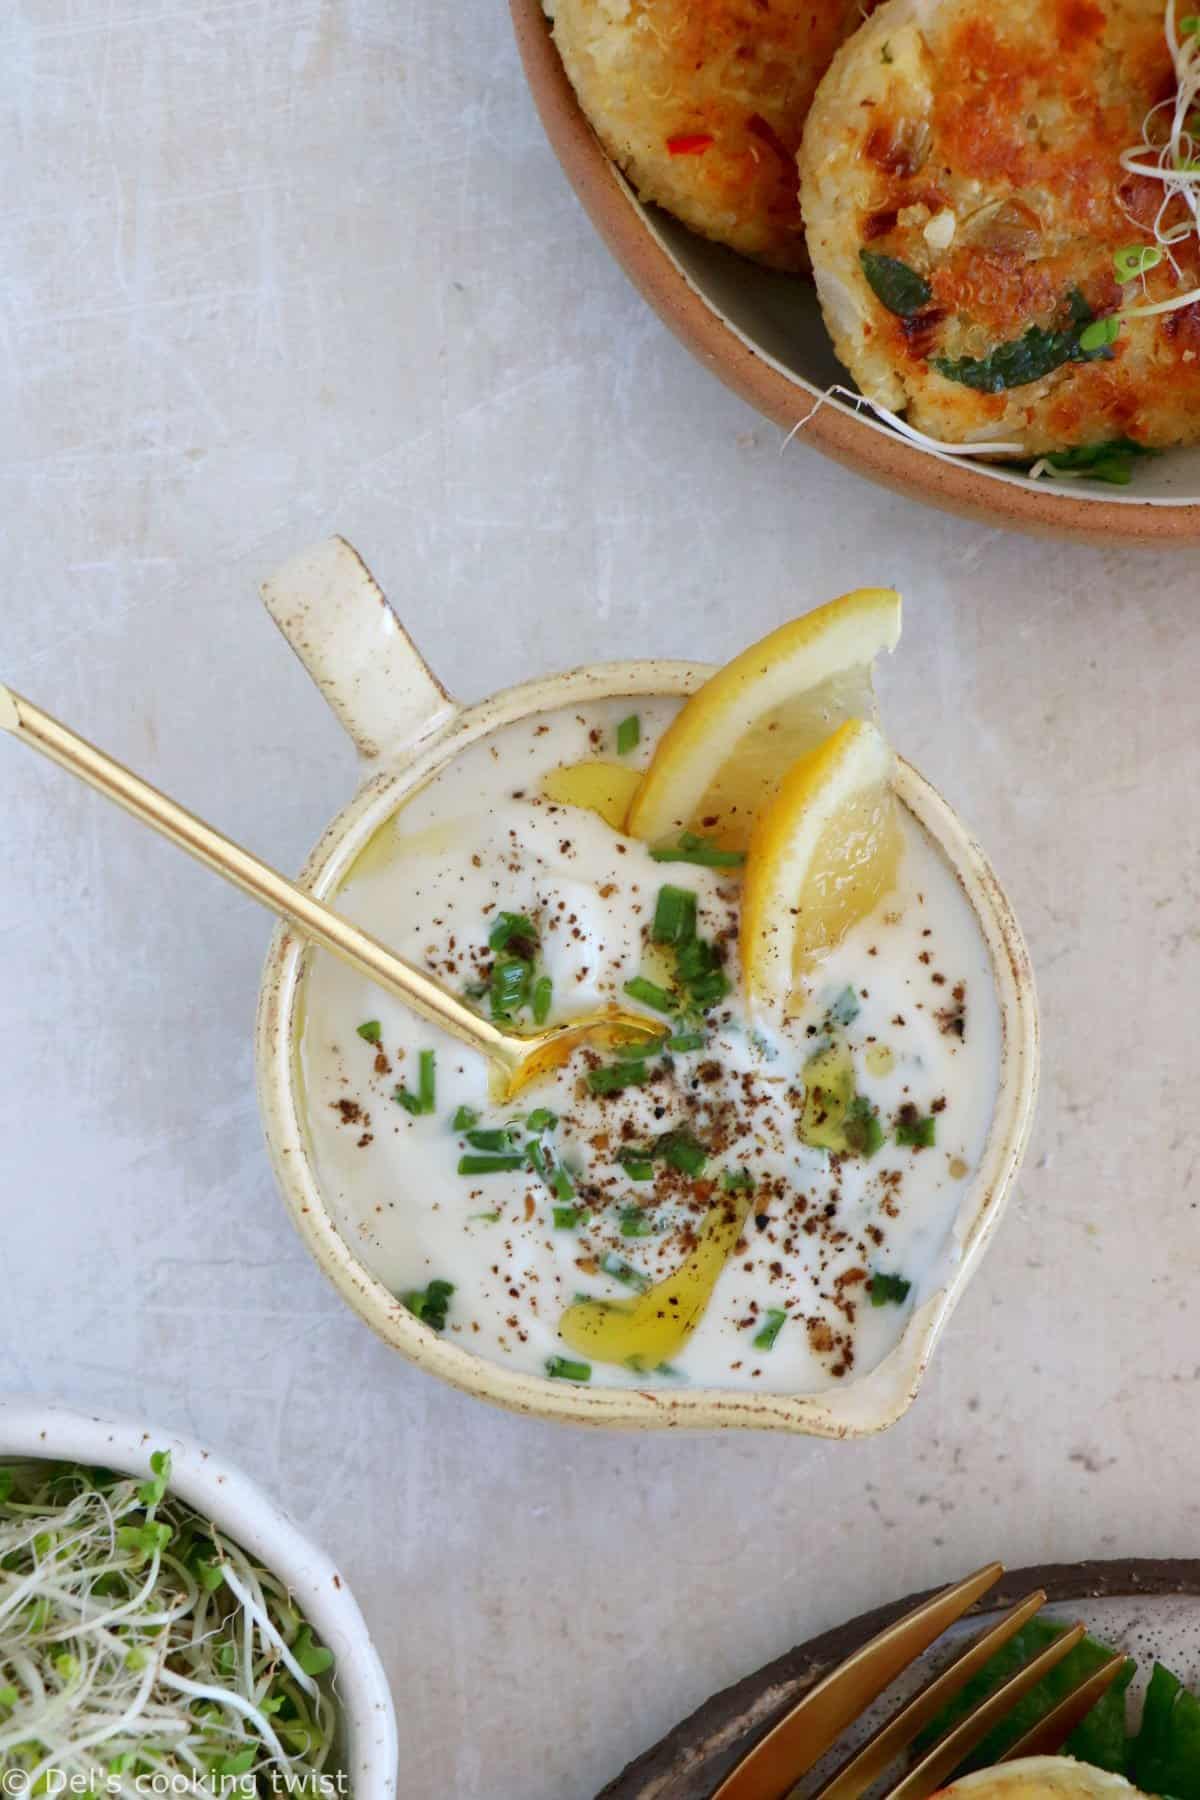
[712,1563,1130,1800]
[0,685,663,1101]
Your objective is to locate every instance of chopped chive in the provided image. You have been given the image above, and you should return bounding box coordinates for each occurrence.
[471,1210,501,1223]
[616,714,641,756]
[393,1086,424,1116]
[845,1095,885,1159]
[457,1153,525,1175]
[1078,315,1121,352]
[600,1251,650,1291]
[464,1127,514,1152]
[587,1060,653,1095]
[546,1355,591,1382]
[666,1029,706,1053]
[1113,243,1163,282]
[721,1168,754,1192]
[418,1049,436,1112]
[619,1206,656,1238]
[651,884,697,946]
[404,1278,454,1331]
[525,1107,558,1132]
[553,1205,582,1229]
[655,1127,708,1176]
[490,953,532,1020]
[527,1139,550,1181]
[623,975,677,1014]
[753,1307,787,1351]
[531,974,553,1024]
[895,1113,936,1149]
[488,911,538,953]
[650,831,746,868]
[620,1154,656,1181]
[829,985,860,1026]
[551,1164,575,1202]
[870,1271,912,1307]
[451,1105,479,1132]
[356,1020,382,1045]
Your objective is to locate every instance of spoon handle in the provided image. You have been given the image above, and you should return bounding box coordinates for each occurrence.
[0,685,511,1066]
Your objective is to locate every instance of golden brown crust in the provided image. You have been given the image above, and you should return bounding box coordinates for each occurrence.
[800,0,1200,453]
[549,0,874,271]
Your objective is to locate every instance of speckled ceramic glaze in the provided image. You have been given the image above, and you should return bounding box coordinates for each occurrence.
[0,1396,398,1798]
[254,538,1039,1435]
[509,0,1200,546]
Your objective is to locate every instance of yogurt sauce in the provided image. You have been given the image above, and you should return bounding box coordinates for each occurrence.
[299,696,1001,1394]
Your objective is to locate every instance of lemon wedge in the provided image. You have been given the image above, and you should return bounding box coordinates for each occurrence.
[626,588,901,852]
[542,761,642,831]
[740,718,900,1015]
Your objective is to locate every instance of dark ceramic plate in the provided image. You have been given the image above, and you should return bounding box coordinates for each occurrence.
[598,1560,1200,1798]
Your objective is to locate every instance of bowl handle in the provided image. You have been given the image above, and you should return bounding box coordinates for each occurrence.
[260,537,458,763]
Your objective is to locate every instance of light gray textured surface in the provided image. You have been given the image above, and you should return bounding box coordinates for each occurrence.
[2,4,1199,1798]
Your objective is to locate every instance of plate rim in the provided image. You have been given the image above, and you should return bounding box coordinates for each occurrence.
[596,1558,1200,1798]
[511,0,1200,547]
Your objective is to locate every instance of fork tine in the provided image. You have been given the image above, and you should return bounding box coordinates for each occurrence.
[813,1590,1049,1800]
[710,1564,1004,1800]
[999,1653,1132,1762]
[885,1622,1087,1800]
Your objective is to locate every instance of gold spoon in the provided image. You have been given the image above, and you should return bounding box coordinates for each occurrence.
[0,686,664,1101]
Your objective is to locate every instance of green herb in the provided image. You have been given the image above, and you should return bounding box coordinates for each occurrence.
[623,975,678,1014]
[616,714,641,755]
[619,1206,656,1238]
[471,1210,501,1223]
[650,831,746,868]
[932,290,1115,392]
[895,1112,936,1148]
[674,931,728,1009]
[918,1618,1134,1776]
[1131,1661,1200,1794]
[859,248,932,317]
[0,1687,17,1709]
[488,911,538,953]
[1079,315,1121,352]
[870,1271,912,1306]
[651,884,698,946]
[829,985,860,1026]
[356,1019,382,1044]
[464,1127,515,1152]
[394,1049,436,1117]
[844,1095,884,1159]
[458,1153,525,1174]
[1182,11,1200,30]
[666,1029,706,1052]
[393,1085,424,1116]
[531,974,553,1024]
[600,1251,650,1291]
[721,1168,754,1192]
[587,1060,653,1095]
[1038,436,1158,486]
[545,1356,592,1382]
[526,1107,557,1132]
[1114,243,1163,281]
[451,1105,479,1131]
[137,1449,171,1510]
[551,1163,575,1202]
[405,1277,455,1330]
[553,1205,583,1228]
[620,1153,656,1181]
[490,953,532,1020]
[293,1626,335,1677]
[654,1126,709,1176]
[753,1308,787,1350]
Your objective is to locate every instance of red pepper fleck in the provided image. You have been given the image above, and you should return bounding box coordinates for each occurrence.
[666,132,714,156]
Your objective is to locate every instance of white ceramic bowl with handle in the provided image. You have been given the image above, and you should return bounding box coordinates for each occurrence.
[0,1395,398,1798]
[254,537,1039,1437]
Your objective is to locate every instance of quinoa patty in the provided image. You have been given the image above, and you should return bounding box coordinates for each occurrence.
[800,0,1200,454]
[549,0,874,271]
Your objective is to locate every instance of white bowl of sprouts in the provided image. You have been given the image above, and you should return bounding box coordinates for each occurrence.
[0,1397,397,1797]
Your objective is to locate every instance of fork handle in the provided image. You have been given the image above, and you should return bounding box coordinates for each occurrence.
[0,686,510,1065]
